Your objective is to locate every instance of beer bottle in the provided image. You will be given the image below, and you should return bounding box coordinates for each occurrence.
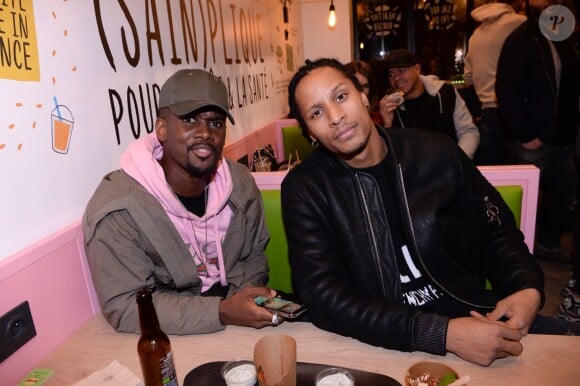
[136,288,178,386]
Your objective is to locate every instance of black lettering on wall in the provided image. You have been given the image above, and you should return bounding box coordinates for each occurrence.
[145,0,164,66]
[109,88,123,144]
[13,11,29,38]
[218,1,232,64]
[95,1,274,146]
[248,10,257,64]
[109,82,160,145]
[0,38,32,69]
[119,0,140,67]
[127,86,140,138]
[179,0,199,64]
[206,0,217,64]
[235,75,246,107]
[239,8,249,64]
[198,0,208,68]
[94,0,267,71]
[164,0,181,65]
[226,76,234,111]
[229,4,240,64]
[257,13,264,63]
[94,0,116,71]
[139,83,156,134]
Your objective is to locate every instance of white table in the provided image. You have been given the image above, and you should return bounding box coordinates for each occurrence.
[37,313,580,385]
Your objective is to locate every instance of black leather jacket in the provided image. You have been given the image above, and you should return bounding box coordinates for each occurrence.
[281,127,544,355]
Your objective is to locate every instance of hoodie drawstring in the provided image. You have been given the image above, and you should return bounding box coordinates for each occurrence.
[214,218,228,286]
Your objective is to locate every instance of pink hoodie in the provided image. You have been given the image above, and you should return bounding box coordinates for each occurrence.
[120,133,234,292]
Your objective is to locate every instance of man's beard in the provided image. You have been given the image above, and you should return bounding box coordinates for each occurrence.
[186,149,222,178]
[339,123,371,159]
[342,139,368,159]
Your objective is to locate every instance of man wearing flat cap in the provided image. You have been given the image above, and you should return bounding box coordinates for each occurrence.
[83,69,279,334]
[378,49,480,160]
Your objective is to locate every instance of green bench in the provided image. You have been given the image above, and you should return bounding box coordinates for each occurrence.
[261,189,293,293]
[281,126,313,162]
[261,185,524,294]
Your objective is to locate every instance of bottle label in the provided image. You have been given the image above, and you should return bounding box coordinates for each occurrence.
[160,351,178,386]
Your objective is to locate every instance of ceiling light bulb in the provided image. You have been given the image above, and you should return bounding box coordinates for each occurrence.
[328,1,336,30]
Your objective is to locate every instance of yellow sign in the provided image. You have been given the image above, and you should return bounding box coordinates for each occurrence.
[0,0,40,81]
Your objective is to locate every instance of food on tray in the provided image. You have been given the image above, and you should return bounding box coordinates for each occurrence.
[406,370,458,386]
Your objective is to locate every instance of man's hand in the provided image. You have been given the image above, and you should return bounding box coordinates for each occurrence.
[378,95,401,128]
[446,316,523,366]
[218,286,280,328]
[521,138,543,150]
[473,288,541,335]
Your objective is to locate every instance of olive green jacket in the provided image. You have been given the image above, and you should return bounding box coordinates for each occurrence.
[83,159,269,334]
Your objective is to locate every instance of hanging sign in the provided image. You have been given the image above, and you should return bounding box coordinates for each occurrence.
[363,2,402,37]
[423,0,456,30]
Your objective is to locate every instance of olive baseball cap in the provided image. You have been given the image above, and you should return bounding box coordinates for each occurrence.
[384,49,419,69]
[158,69,235,124]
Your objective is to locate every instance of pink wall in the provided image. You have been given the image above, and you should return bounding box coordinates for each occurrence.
[223,116,289,168]
[0,221,100,385]
[223,118,299,167]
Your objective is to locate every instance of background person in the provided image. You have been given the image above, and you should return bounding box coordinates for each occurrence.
[496,0,579,265]
[345,60,382,125]
[379,49,480,160]
[464,0,526,165]
[83,69,279,334]
[283,58,579,367]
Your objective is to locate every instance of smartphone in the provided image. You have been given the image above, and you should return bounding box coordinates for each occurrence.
[254,296,307,319]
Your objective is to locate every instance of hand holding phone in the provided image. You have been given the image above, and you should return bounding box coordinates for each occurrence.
[254,296,307,319]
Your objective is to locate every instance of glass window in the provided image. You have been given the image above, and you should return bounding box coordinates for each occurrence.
[353,0,477,82]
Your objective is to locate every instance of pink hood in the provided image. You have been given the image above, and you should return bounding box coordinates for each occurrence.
[120,132,234,291]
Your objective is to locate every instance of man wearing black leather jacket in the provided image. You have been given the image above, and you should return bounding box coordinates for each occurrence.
[282,58,579,366]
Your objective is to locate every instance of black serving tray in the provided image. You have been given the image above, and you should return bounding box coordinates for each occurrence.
[183,361,401,385]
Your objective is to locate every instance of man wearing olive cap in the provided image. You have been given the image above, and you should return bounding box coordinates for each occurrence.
[83,69,280,334]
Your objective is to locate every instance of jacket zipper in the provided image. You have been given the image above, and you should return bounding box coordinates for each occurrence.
[353,173,387,297]
[394,165,492,310]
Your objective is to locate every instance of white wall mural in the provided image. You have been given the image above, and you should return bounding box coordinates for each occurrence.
[0,0,304,259]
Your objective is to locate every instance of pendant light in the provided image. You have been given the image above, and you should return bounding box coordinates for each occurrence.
[328,0,336,30]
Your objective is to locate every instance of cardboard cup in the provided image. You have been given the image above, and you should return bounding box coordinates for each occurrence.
[253,334,297,386]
